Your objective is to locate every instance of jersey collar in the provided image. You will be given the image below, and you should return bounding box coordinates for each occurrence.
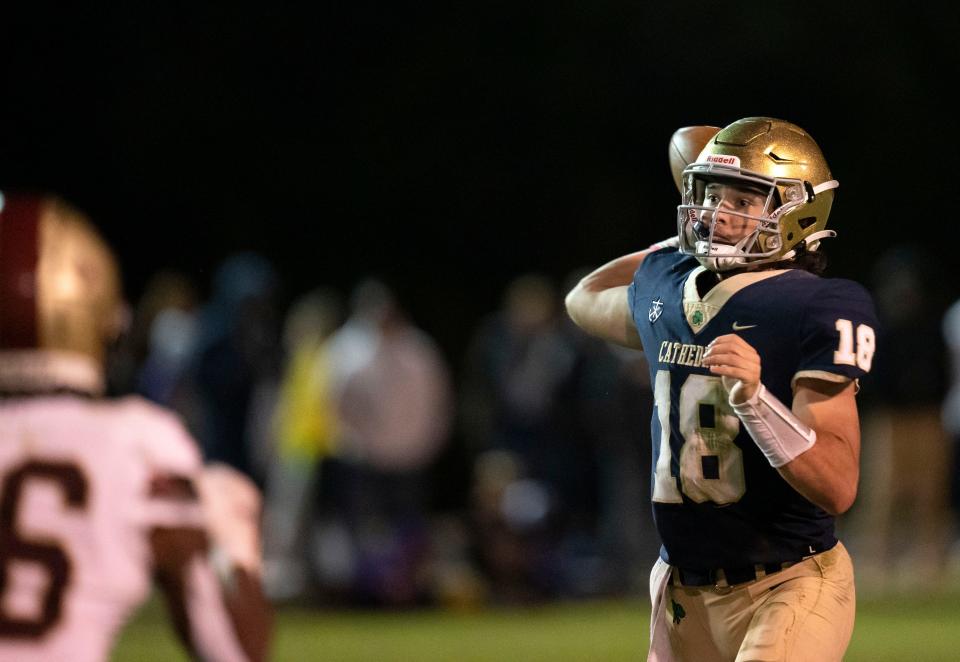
[0,350,104,396]
[682,266,790,334]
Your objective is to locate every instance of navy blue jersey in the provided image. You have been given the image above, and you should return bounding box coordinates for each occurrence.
[627,248,878,571]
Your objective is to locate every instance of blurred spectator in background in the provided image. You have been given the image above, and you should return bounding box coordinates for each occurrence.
[854,245,951,590]
[461,274,577,601]
[313,279,453,606]
[942,296,960,561]
[262,288,344,602]
[559,268,659,596]
[468,448,555,603]
[107,270,206,447]
[134,273,201,421]
[185,252,283,487]
[461,272,657,601]
[462,274,573,464]
[107,270,197,398]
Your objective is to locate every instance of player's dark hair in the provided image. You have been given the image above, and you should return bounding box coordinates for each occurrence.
[773,240,828,275]
[727,240,828,278]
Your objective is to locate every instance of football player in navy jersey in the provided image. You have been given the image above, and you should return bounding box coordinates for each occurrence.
[566,117,877,661]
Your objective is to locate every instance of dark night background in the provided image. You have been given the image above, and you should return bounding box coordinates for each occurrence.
[1,1,957,364]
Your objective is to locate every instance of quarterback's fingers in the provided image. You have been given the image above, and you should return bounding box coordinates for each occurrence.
[709,333,757,349]
[704,341,760,366]
[704,362,760,384]
[707,334,758,356]
[701,348,761,371]
[707,363,757,382]
[702,348,761,384]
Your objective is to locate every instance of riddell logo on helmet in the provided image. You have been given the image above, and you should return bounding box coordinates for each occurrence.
[705,154,740,166]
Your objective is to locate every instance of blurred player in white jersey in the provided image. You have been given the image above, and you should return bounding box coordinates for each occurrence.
[0,191,271,661]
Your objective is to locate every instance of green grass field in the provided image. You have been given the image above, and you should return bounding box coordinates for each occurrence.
[112,590,960,661]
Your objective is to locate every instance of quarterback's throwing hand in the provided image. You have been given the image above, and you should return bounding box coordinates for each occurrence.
[702,334,761,404]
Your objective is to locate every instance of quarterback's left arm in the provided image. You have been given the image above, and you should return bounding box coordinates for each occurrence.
[704,335,860,515]
[776,378,859,515]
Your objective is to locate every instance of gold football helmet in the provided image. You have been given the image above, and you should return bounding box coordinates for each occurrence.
[676,117,838,272]
[0,191,126,394]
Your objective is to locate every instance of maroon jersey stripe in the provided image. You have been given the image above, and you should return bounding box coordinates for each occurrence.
[148,472,199,501]
[0,193,41,348]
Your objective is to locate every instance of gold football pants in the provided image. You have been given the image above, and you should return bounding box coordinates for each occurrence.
[647,542,855,662]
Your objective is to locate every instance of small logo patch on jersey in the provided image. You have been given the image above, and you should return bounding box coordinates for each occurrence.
[691,310,704,326]
[671,599,686,625]
[649,297,664,323]
[732,321,757,331]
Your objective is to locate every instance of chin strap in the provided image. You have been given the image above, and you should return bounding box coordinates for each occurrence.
[794,180,840,253]
[803,229,837,244]
[782,229,837,258]
[694,234,755,272]
[812,180,839,195]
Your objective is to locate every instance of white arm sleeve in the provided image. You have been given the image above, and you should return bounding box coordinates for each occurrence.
[731,384,817,468]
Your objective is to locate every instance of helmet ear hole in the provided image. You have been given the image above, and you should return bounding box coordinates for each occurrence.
[798,216,817,229]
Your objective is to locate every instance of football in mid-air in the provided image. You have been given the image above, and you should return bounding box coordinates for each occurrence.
[669,125,720,192]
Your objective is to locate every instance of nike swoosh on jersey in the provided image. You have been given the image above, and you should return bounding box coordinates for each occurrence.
[732,322,757,330]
